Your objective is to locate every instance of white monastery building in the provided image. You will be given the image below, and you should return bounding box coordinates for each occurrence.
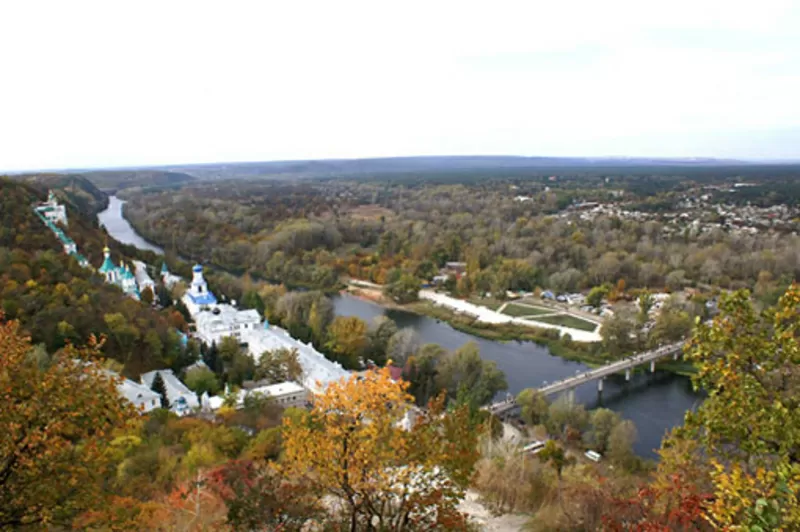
[116,375,161,414]
[132,260,156,295]
[182,264,219,315]
[140,369,199,416]
[194,305,261,346]
[35,190,68,226]
[184,265,350,394]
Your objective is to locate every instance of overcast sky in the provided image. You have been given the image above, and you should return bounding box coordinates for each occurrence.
[1,0,798,170]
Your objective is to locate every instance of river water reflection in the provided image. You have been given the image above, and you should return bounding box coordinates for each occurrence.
[98,195,702,458]
[98,196,165,254]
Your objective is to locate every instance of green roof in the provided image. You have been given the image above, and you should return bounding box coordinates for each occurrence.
[98,255,116,274]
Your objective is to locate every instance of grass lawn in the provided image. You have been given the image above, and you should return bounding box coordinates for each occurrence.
[527,314,599,332]
[467,297,503,311]
[501,303,553,317]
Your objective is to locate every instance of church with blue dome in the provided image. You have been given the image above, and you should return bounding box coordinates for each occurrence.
[181,264,218,315]
[97,246,140,299]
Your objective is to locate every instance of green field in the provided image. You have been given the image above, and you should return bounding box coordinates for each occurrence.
[527,314,599,332]
[501,303,553,317]
[467,297,503,311]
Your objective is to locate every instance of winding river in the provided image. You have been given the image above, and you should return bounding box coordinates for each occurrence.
[99,196,702,458]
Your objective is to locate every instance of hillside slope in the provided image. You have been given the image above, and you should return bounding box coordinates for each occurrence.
[0,178,192,377]
[20,173,109,215]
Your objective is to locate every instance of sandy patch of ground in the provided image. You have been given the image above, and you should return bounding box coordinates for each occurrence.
[459,490,529,531]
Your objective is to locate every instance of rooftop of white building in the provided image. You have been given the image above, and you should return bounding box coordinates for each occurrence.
[247,324,351,394]
[140,369,199,409]
[117,377,161,409]
[250,381,305,398]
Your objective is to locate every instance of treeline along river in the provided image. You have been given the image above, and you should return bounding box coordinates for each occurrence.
[100,196,702,458]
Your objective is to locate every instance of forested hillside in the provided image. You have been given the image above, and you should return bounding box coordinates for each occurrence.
[0,178,190,376]
[18,173,109,214]
[81,169,196,192]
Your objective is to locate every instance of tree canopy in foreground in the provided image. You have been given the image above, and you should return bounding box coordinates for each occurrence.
[0,315,136,529]
[279,367,479,531]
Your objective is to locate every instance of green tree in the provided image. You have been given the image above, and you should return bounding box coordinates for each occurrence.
[587,285,609,308]
[240,290,266,316]
[649,305,692,346]
[156,283,172,307]
[308,297,334,345]
[538,440,571,479]
[365,316,398,366]
[383,273,422,304]
[583,408,622,454]
[403,344,445,407]
[184,366,220,399]
[218,335,242,363]
[600,312,636,358]
[517,388,549,426]
[637,291,654,324]
[228,351,256,386]
[436,342,508,409]
[661,286,800,529]
[546,391,588,440]
[414,260,437,281]
[150,371,170,409]
[254,347,303,384]
[607,419,638,469]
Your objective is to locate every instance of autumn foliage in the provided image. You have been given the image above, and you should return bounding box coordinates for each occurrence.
[0,315,136,529]
[279,367,479,531]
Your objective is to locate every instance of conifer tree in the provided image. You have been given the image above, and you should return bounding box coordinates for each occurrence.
[150,372,169,409]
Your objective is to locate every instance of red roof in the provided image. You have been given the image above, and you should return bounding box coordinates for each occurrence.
[388,365,403,381]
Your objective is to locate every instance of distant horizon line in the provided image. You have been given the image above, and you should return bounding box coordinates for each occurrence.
[4,153,800,174]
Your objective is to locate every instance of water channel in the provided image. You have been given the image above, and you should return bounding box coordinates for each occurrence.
[99,196,702,458]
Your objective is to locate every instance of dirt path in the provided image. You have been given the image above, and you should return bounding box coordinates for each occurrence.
[459,490,529,531]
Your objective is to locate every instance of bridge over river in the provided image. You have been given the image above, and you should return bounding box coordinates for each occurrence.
[485,341,685,418]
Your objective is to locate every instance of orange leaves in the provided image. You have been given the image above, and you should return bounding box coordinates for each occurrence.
[0,314,137,528]
[280,368,476,530]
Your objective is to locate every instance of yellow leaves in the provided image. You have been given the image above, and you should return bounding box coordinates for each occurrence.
[280,367,476,526]
[0,314,138,526]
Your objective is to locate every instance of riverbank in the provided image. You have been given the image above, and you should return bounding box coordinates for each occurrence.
[346,288,610,365]
[344,287,697,375]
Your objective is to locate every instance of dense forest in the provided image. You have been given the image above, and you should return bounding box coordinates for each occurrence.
[0,178,191,376]
[120,175,800,298]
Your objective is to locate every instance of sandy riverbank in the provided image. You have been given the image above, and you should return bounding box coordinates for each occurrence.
[419,291,602,343]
